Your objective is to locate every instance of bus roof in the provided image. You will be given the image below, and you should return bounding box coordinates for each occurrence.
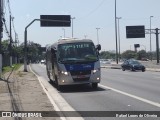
[46,38,94,51]
[57,38,93,44]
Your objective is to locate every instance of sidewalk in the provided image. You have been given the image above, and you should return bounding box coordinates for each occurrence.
[0,66,60,120]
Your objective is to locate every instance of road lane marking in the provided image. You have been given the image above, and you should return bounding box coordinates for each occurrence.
[29,65,84,120]
[99,84,160,108]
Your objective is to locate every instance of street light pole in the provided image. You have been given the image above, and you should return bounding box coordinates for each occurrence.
[84,35,87,39]
[71,17,75,38]
[96,28,100,44]
[150,16,153,61]
[62,28,65,38]
[117,17,121,61]
[115,0,118,64]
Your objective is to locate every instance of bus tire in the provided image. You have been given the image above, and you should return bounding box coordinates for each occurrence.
[55,75,62,91]
[92,83,98,89]
[49,79,53,83]
[57,85,62,91]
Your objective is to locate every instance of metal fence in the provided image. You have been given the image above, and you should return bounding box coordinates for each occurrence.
[2,54,19,67]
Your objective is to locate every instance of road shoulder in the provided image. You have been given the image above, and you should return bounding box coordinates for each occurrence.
[0,65,60,120]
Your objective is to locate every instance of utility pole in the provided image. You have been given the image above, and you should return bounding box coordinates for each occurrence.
[155,28,159,64]
[150,16,153,61]
[117,17,122,61]
[0,0,3,77]
[115,0,118,64]
[9,15,12,66]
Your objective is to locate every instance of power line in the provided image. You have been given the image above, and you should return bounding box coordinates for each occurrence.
[79,0,106,20]
[7,0,12,15]
[2,18,10,38]
[4,0,17,40]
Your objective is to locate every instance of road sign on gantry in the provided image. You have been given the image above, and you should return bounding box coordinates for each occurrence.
[40,15,71,27]
[134,44,140,48]
[126,26,145,38]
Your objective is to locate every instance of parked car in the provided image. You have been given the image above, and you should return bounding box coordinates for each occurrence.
[100,59,111,64]
[40,60,46,64]
[141,58,149,61]
[121,59,145,72]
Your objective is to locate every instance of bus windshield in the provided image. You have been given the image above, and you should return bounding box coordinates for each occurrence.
[57,42,98,63]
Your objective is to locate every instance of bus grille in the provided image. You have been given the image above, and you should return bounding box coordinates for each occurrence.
[70,70,91,76]
[70,70,91,82]
[73,77,90,82]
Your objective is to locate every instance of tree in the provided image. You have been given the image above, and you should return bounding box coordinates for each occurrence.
[137,50,147,60]
[27,41,43,63]
[121,50,137,59]
[1,39,10,55]
[99,51,116,59]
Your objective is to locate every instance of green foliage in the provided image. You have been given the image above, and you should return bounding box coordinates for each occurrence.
[137,50,147,60]
[27,41,42,63]
[99,51,116,59]
[2,64,22,74]
[88,49,159,61]
[2,39,44,63]
[1,39,10,54]
[121,50,137,59]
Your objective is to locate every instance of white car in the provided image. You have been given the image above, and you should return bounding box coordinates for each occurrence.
[41,60,46,64]
[100,59,111,64]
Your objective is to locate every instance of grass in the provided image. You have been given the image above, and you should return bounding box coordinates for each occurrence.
[2,64,22,74]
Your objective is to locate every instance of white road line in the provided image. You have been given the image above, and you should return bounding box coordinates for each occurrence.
[29,65,84,120]
[99,84,160,108]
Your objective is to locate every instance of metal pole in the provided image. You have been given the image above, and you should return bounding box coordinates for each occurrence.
[117,17,121,61]
[24,29,27,71]
[155,28,159,64]
[115,0,118,64]
[9,15,12,66]
[62,28,65,38]
[0,0,3,78]
[96,28,100,44]
[71,17,75,38]
[150,16,153,61]
[24,19,37,72]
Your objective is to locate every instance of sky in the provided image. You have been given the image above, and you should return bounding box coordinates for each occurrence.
[3,0,160,53]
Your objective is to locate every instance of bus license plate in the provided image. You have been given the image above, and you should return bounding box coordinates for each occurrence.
[77,75,86,78]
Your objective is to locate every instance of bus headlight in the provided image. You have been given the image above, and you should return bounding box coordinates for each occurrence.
[92,68,100,74]
[61,71,68,75]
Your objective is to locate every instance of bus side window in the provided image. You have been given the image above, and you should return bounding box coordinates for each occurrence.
[51,48,57,61]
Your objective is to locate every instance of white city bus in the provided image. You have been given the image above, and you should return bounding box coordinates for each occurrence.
[46,38,101,90]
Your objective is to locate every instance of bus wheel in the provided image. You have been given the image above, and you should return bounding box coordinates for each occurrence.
[55,76,62,91]
[57,85,62,91]
[55,76,58,86]
[92,83,98,89]
[49,79,53,84]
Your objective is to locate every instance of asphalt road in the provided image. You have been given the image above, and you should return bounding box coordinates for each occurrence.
[30,64,160,120]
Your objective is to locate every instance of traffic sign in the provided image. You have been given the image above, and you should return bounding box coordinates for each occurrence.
[134,44,140,48]
[126,26,145,38]
[40,15,71,27]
